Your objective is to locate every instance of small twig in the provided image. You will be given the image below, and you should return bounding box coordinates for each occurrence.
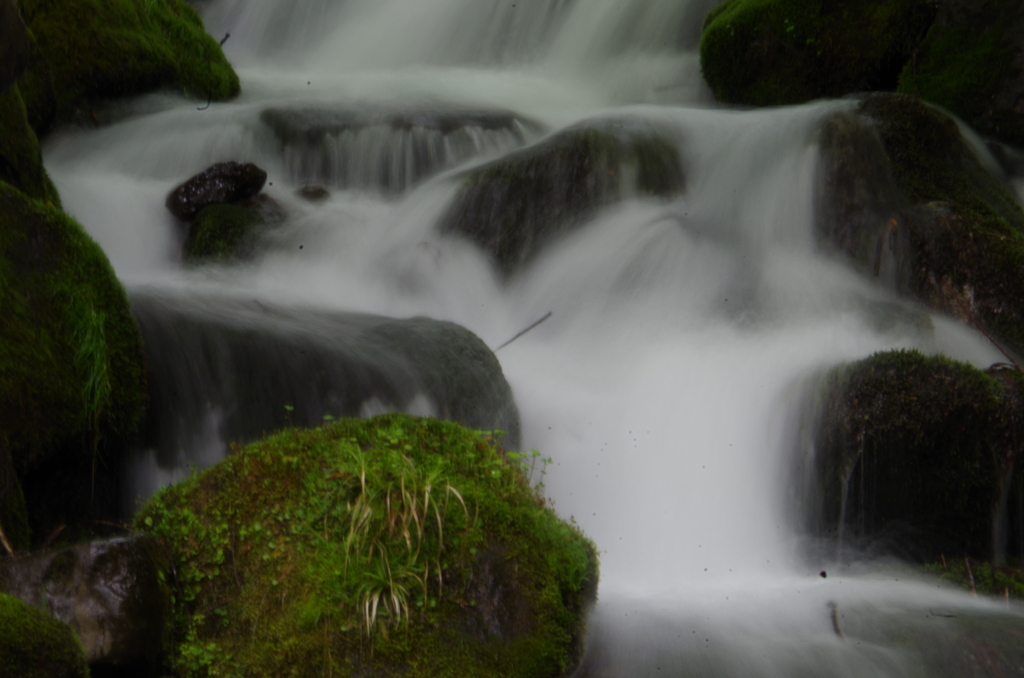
[828,601,844,639]
[494,311,552,351]
[42,524,66,548]
[197,96,212,111]
[943,279,1022,370]
[965,557,977,597]
[0,519,14,557]
[941,553,947,570]
[220,32,231,47]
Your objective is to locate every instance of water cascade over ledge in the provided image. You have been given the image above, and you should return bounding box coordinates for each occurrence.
[41,0,1024,674]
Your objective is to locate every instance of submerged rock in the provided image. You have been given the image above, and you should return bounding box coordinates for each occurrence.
[17,0,239,135]
[130,289,522,461]
[816,93,1024,358]
[136,414,598,678]
[810,350,1024,562]
[166,161,268,221]
[0,592,89,678]
[260,106,540,194]
[438,119,684,276]
[0,535,172,673]
[183,194,286,264]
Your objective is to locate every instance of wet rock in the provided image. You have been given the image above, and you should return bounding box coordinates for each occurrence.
[699,0,937,106]
[810,350,1024,562]
[0,0,29,96]
[165,161,268,221]
[0,535,173,673]
[130,289,522,462]
[816,93,1024,358]
[0,592,89,678]
[183,194,285,263]
[297,184,330,201]
[438,119,684,276]
[260,105,541,194]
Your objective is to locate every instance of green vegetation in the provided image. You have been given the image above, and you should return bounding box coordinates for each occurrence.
[699,0,936,106]
[815,350,1023,560]
[17,0,239,134]
[0,85,60,205]
[184,203,263,263]
[925,559,1024,600]
[136,414,598,678]
[0,592,91,678]
[440,123,683,276]
[897,0,1024,147]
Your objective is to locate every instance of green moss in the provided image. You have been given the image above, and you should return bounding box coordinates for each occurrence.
[18,0,239,135]
[184,203,262,263]
[0,439,30,550]
[440,123,683,276]
[0,183,146,523]
[815,350,1016,560]
[897,0,1024,147]
[0,85,60,205]
[0,592,90,678]
[700,0,936,106]
[136,414,598,678]
[924,559,1024,600]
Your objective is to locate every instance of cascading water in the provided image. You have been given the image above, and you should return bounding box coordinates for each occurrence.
[41,0,1024,675]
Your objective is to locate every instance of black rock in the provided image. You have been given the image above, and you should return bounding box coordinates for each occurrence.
[0,0,29,96]
[165,161,268,221]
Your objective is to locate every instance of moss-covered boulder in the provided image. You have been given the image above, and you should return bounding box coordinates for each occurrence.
[438,120,684,277]
[0,181,147,542]
[0,0,29,96]
[897,0,1024,148]
[812,350,1024,562]
[817,93,1024,358]
[0,592,90,678]
[0,85,59,205]
[17,0,239,135]
[182,201,266,263]
[699,0,937,106]
[136,414,598,678]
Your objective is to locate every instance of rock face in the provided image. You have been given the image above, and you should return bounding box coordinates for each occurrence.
[260,106,540,194]
[17,0,239,135]
[130,289,522,460]
[810,350,1024,562]
[165,161,267,221]
[816,93,1024,358]
[0,0,29,96]
[700,0,1024,148]
[0,536,172,673]
[438,119,684,276]
[136,414,598,678]
[0,592,90,678]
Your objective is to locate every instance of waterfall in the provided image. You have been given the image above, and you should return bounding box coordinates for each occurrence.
[41,0,1024,674]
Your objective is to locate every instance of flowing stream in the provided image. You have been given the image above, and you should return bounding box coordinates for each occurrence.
[42,0,1024,675]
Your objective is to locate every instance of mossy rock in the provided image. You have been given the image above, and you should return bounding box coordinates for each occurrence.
[812,350,1024,561]
[816,93,1024,358]
[0,592,90,678]
[17,0,239,135]
[438,120,683,277]
[136,414,598,678]
[0,85,60,205]
[699,0,937,106]
[0,182,147,540]
[897,0,1024,148]
[183,201,265,263]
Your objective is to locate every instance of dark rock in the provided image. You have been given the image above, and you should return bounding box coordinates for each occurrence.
[816,93,1024,358]
[810,350,1024,562]
[129,289,522,465]
[183,194,285,263]
[0,85,61,205]
[438,119,684,276]
[897,0,1024,148]
[0,0,29,96]
[0,535,172,672]
[296,184,330,201]
[165,161,267,221]
[260,106,541,194]
[699,0,937,106]
[0,592,90,678]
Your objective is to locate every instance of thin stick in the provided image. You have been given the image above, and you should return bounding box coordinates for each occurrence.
[0,520,14,557]
[965,557,977,597]
[495,312,552,351]
[828,601,843,639]
[940,553,947,570]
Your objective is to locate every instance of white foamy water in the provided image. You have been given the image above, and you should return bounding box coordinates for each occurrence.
[43,0,1023,674]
